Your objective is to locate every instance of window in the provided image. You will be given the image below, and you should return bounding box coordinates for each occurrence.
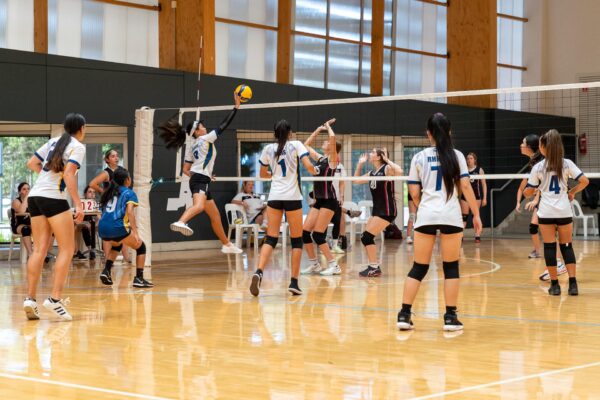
[0,0,34,52]
[81,131,128,195]
[497,0,526,110]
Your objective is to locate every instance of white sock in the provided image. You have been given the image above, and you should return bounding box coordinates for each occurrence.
[309,258,318,264]
[328,259,337,267]
[369,263,379,268]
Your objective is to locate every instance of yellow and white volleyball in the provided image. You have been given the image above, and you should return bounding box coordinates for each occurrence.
[235,84,253,103]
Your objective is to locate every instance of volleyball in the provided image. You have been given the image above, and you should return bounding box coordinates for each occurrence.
[235,84,253,103]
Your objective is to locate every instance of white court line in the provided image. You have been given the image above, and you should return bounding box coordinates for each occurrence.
[408,360,600,400]
[0,372,172,400]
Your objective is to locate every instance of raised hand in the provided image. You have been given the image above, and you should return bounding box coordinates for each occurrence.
[358,153,368,164]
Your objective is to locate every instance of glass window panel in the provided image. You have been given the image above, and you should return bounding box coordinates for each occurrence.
[329,0,362,41]
[497,66,522,110]
[293,34,326,88]
[0,0,34,51]
[362,0,372,43]
[498,0,524,17]
[394,0,445,54]
[383,48,392,95]
[81,0,103,60]
[216,22,277,82]
[435,57,447,93]
[497,18,523,66]
[384,0,393,46]
[216,0,277,27]
[360,46,371,94]
[294,0,327,35]
[327,40,360,92]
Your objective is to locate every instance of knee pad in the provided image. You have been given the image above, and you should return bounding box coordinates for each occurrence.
[291,236,303,249]
[136,241,146,255]
[409,213,416,224]
[361,231,375,247]
[311,231,327,245]
[21,225,31,237]
[264,235,278,248]
[443,260,460,279]
[407,262,429,281]
[529,223,539,235]
[543,242,557,267]
[112,244,123,252]
[462,214,468,222]
[559,243,576,264]
[302,230,313,244]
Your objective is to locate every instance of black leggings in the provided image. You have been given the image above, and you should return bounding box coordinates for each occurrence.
[331,207,342,240]
[81,219,96,249]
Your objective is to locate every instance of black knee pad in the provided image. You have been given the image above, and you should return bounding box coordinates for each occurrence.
[559,243,576,264]
[112,244,123,252]
[443,260,460,279]
[462,214,468,222]
[543,242,557,267]
[529,223,539,235]
[407,262,429,281]
[361,231,375,246]
[302,230,313,244]
[21,225,31,237]
[264,235,278,248]
[291,236,303,249]
[136,241,146,255]
[311,231,327,245]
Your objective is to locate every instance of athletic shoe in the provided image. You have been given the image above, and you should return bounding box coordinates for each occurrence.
[397,311,414,330]
[348,210,363,218]
[23,298,40,320]
[443,313,464,331]
[320,264,341,276]
[406,236,413,244]
[89,251,96,260]
[133,276,154,288]
[170,221,194,236]
[474,237,481,244]
[99,268,113,285]
[43,297,72,321]
[568,280,579,296]
[250,272,262,297]
[301,261,322,275]
[359,266,382,277]
[331,245,345,254]
[288,280,302,295]
[548,284,561,296]
[221,243,243,254]
[538,261,567,282]
[528,250,542,259]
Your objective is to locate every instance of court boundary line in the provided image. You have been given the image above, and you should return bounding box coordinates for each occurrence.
[0,372,173,400]
[408,360,600,399]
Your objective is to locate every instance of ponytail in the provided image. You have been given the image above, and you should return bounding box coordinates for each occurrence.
[540,129,564,183]
[45,113,86,173]
[99,168,130,209]
[427,113,460,201]
[274,119,291,159]
[157,113,194,150]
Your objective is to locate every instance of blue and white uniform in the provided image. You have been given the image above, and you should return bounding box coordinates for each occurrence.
[99,186,139,240]
[259,140,310,201]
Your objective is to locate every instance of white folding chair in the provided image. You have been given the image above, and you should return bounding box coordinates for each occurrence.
[571,199,597,238]
[225,204,260,252]
[356,200,385,242]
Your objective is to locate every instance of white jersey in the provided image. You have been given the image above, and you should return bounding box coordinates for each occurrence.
[184,130,218,177]
[408,147,469,228]
[30,136,86,200]
[232,191,265,221]
[259,140,309,201]
[333,162,346,200]
[527,159,583,218]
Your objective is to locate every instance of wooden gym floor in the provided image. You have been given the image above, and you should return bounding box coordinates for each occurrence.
[1,237,600,399]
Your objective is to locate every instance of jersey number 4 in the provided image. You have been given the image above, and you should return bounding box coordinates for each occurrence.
[549,176,560,194]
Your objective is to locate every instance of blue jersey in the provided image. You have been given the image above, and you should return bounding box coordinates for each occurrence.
[99,186,139,239]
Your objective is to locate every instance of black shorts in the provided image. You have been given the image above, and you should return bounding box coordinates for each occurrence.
[28,196,70,218]
[415,224,464,235]
[104,231,131,243]
[312,198,339,211]
[268,200,302,211]
[189,173,213,200]
[538,217,573,226]
[374,215,396,223]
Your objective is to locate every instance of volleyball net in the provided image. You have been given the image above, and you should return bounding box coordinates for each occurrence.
[134,82,600,258]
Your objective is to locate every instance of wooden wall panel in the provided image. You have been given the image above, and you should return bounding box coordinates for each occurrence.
[276,0,292,84]
[158,0,176,69]
[370,0,384,95]
[34,0,48,54]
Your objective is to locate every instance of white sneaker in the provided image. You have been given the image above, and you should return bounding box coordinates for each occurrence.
[221,243,243,254]
[539,261,567,281]
[406,236,413,244]
[170,221,194,236]
[320,264,342,275]
[23,298,40,320]
[43,297,72,321]
[331,245,345,254]
[301,261,322,275]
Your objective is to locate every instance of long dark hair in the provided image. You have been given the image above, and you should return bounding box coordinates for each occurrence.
[100,168,130,209]
[540,129,564,183]
[157,113,199,150]
[524,133,542,166]
[45,113,86,173]
[274,120,291,159]
[427,113,459,201]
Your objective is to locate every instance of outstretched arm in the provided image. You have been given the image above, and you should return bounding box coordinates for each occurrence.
[214,92,242,135]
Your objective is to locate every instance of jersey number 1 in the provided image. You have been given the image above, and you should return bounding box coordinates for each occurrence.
[549,176,560,194]
[278,159,287,177]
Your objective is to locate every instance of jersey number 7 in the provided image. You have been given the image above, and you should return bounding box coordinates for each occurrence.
[431,166,442,191]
